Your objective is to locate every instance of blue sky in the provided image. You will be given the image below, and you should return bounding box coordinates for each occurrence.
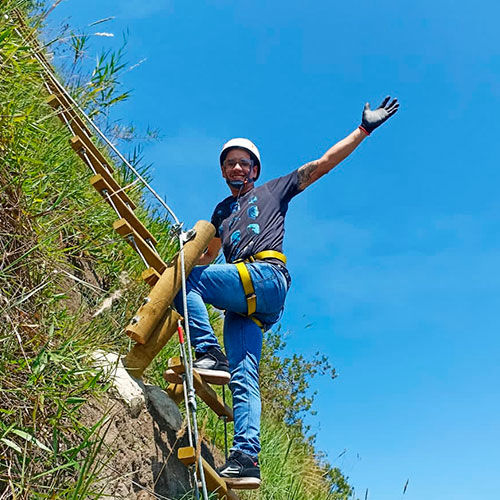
[45,1,500,498]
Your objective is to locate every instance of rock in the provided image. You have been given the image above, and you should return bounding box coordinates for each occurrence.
[86,350,194,498]
[145,384,183,431]
[92,350,146,417]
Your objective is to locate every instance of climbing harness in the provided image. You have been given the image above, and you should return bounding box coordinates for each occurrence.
[234,250,287,316]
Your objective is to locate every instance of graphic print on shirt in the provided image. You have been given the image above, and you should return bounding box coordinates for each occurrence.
[230,230,241,246]
[230,200,240,214]
[247,205,259,219]
[228,216,240,230]
[247,223,260,235]
[226,194,261,259]
[210,170,302,263]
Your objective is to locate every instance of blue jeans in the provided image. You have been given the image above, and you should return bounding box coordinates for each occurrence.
[174,262,289,457]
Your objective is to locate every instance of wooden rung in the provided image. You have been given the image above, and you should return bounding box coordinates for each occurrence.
[70,136,136,209]
[177,447,241,500]
[164,370,183,385]
[164,360,233,421]
[69,120,117,174]
[183,371,232,420]
[167,356,230,386]
[70,132,114,177]
[113,219,166,274]
[142,267,160,287]
[91,175,157,245]
[192,370,232,420]
[47,94,113,176]
[46,93,93,139]
[47,93,112,173]
[177,446,197,466]
[166,383,184,404]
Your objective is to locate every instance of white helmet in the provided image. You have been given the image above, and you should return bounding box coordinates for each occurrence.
[219,138,261,181]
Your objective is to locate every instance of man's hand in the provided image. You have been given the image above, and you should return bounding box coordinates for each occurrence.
[359,96,399,135]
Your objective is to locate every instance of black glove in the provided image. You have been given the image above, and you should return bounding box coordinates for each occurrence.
[359,96,399,135]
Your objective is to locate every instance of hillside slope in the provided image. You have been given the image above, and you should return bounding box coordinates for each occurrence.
[0,3,353,499]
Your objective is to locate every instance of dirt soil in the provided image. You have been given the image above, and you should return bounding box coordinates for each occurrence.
[80,392,194,500]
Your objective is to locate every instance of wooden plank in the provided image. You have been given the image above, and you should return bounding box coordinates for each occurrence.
[167,356,230,385]
[46,94,113,173]
[70,136,136,209]
[164,370,184,385]
[142,267,160,287]
[69,120,116,174]
[113,219,166,274]
[166,383,184,404]
[177,446,197,467]
[192,371,233,421]
[177,447,241,500]
[164,361,233,421]
[46,92,93,138]
[91,175,157,245]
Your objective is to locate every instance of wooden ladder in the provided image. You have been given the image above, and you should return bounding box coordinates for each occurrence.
[13,12,247,499]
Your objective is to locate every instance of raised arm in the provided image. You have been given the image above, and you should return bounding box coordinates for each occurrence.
[297,96,399,190]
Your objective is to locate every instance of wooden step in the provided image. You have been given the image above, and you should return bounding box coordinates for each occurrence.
[70,136,136,209]
[142,267,161,287]
[47,94,117,177]
[166,383,184,404]
[190,371,232,421]
[69,121,117,175]
[113,219,166,274]
[46,92,93,138]
[90,174,157,245]
[164,358,233,421]
[178,447,241,500]
[166,356,230,385]
[223,476,261,490]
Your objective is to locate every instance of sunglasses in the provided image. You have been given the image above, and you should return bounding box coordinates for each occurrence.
[223,158,254,169]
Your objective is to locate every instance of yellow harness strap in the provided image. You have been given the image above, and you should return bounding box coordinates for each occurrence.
[245,250,287,265]
[234,250,287,318]
[234,261,257,315]
[250,316,264,329]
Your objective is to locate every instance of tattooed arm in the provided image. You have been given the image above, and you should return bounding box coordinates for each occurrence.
[297,128,367,190]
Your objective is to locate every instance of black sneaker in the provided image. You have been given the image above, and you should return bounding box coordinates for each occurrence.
[192,346,230,385]
[217,450,261,489]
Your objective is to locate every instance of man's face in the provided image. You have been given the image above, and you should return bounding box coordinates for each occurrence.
[221,148,258,185]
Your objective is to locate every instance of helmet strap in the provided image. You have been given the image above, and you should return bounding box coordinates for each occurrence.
[225,170,255,189]
[226,179,245,188]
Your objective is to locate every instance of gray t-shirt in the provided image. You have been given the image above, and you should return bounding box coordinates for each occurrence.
[211,170,302,266]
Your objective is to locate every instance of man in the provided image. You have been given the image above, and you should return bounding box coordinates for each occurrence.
[173,96,399,487]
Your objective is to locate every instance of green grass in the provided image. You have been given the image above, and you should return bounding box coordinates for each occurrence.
[0,3,355,499]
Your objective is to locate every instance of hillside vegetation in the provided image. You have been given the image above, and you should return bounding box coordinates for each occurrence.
[0,2,353,499]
